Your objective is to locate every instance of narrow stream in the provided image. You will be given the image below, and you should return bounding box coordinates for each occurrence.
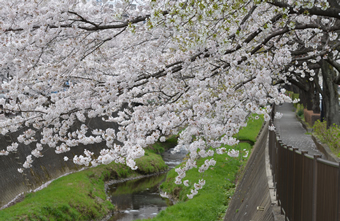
[105,148,187,221]
[106,173,168,220]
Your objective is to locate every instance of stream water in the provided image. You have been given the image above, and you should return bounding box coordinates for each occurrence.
[105,148,187,221]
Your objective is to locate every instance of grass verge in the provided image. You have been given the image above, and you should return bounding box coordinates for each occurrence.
[148,115,264,221]
[151,143,251,221]
[236,114,264,143]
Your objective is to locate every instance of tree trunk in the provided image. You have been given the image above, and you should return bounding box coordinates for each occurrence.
[312,70,321,113]
[306,81,314,111]
[292,85,299,93]
[312,88,321,113]
[320,60,340,127]
[300,88,307,109]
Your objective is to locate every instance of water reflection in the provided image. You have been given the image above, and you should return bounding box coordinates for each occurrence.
[107,174,169,221]
[106,148,187,221]
[161,147,187,169]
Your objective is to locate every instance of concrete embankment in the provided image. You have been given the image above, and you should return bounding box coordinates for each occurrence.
[0,117,118,208]
[224,121,284,221]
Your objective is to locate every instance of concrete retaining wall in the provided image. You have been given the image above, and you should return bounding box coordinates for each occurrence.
[0,117,118,208]
[312,135,340,163]
[224,121,283,221]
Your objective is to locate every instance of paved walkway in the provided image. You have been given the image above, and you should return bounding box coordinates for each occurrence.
[274,103,322,156]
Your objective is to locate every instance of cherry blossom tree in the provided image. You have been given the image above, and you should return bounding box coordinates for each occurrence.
[0,0,340,197]
[270,0,340,127]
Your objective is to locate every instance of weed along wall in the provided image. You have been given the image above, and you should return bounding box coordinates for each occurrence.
[224,121,280,221]
[0,117,119,208]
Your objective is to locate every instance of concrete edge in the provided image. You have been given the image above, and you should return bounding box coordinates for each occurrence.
[311,135,340,163]
[296,108,340,163]
[295,114,313,133]
[265,133,285,221]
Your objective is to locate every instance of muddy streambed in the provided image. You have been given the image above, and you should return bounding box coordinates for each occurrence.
[104,148,187,221]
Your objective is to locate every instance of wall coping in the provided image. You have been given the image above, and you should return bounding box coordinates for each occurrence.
[296,113,313,133]
[265,132,285,221]
[311,135,340,163]
[295,112,339,163]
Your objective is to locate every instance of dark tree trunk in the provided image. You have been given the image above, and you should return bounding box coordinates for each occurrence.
[312,87,321,113]
[312,70,321,113]
[320,60,340,127]
[299,86,314,110]
[284,84,293,92]
[306,81,314,111]
[292,85,299,93]
[300,88,307,109]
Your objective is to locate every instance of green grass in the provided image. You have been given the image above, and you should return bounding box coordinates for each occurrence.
[235,114,264,143]
[0,151,168,221]
[313,120,340,157]
[149,143,251,221]
[136,149,168,174]
[0,166,114,221]
[147,135,178,154]
[0,118,263,221]
[148,114,264,221]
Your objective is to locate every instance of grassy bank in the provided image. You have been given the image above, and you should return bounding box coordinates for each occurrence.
[313,120,340,157]
[237,114,265,143]
[0,148,169,221]
[149,114,264,221]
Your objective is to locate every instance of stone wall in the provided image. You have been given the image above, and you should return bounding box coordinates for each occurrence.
[0,117,118,208]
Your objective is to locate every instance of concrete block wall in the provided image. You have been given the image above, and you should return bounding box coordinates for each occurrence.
[0,117,118,208]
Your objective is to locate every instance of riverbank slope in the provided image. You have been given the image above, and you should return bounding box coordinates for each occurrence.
[150,114,265,221]
[0,141,174,221]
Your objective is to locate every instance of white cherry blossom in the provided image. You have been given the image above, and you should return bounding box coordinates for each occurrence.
[0,0,337,198]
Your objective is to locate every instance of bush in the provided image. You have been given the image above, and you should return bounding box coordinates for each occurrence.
[297,109,304,118]
[296,103,304,118]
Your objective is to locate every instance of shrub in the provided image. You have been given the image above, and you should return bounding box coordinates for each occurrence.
[297,109,304,118]
[296,103,304,118]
